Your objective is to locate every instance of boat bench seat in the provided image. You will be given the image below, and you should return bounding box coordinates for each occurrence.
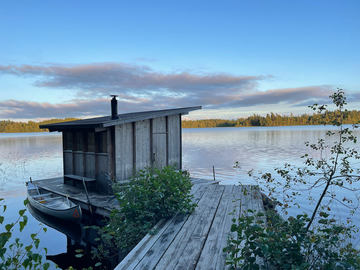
[64,174,96,192]
[36,196,58,202]
[32,193,52,198]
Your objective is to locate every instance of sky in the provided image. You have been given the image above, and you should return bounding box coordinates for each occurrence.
[0,0,359,122]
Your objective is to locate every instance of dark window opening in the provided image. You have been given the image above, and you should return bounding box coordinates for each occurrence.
[76,132,83,151]
[97,131,107,153]
[65,132,73,150]
[87,132,95,152]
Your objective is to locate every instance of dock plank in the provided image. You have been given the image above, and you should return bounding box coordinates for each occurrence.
[154,185,224,270]
[196,185,243,270]
[171,185,226,270]
[115,184,210,270]
[114,183,267,270]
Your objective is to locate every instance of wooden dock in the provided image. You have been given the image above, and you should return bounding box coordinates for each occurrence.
[31,177,227,217]
[115,181,266,270]
[32,177,117,216]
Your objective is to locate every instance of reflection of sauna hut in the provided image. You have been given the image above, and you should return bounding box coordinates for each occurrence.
[40,96,201,195]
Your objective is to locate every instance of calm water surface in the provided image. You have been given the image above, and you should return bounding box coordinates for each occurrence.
[1,125,360,268]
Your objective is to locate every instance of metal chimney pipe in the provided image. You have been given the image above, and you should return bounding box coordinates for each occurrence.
[110,95,119,120]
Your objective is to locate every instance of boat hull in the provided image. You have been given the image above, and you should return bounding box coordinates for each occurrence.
[27,182,82,223]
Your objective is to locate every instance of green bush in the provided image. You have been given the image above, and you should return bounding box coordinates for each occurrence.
[94,165,196,258]
[223,209,360,270]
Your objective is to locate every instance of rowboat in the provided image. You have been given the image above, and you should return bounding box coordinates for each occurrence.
[27,181,82,223]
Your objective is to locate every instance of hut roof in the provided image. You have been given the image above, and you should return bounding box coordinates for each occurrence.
[40,106,202,132]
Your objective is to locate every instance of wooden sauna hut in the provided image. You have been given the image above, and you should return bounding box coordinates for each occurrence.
[39,96,201,195]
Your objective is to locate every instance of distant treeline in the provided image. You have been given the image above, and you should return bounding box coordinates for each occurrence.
[2,110,360,133]
[182,110,360,128]
[0,118,80,133]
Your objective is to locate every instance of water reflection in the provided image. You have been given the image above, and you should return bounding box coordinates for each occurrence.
[182,125,360,185]
[0,132,63,196]
[28,205,120,269]
[1,126,360,268]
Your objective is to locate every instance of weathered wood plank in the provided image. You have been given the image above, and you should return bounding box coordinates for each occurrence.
[114,183,266,270]
[154,185,224,270]
[152,117,167,169]
[195,185,243,270]
[191,178,218,185]
[115,123,133,180]
[249,186,267,268]
[114,216,176,270]
[115,184,211,270]
[167,114,181,169]
[220,185,244,270]
[136,185,210,270]
[63,151,73,175]
[74,152,84,176]
[135,120,151,171]
[84,152,96,179]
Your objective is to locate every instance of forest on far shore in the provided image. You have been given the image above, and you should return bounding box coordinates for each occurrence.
[0,118,80,133]
[182,110,360,128]
[1,110,360,133]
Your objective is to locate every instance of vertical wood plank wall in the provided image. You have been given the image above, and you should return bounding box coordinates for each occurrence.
[114,114,182,181]
[135,120,151,171]
[62,113,184,185]
[84,153,95,178]
[115,123,134,181]
[167,114,181,169]
[74,152,84,176]
[152,116,167,169]
[63,151,73,175]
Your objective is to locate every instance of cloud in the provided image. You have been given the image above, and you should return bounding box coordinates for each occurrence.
[0,63,268,99]
[0,62,272,117]
[1,62,356,120]
[1,86,352,120]
[220,86,335,109]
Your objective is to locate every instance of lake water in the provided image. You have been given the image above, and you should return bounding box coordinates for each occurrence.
[1,125,360,269]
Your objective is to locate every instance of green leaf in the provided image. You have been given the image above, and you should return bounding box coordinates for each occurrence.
[19,221,26,232]
[319,212,329,218]
[22,258,31,268]
[23,199,29,206]
[19,209,26,216]
[318,219,328,225]
[0,247,7,258]
[34,238,40,249]
[5,223,13,232]
[75,254,84,258]
[0,232,11,248]
[43,262,51,270]
[25,245,33,252]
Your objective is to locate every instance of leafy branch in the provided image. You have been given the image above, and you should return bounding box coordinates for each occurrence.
[0,198,50,270]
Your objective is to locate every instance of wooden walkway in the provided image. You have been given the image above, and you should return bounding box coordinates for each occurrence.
[115,181,266,270]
